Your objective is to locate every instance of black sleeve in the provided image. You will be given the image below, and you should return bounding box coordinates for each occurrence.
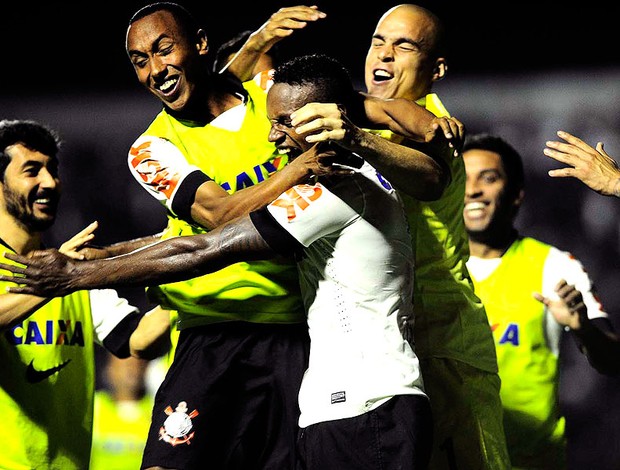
[102,311,142,358]
[250,208,304,259]
[171,170,211,222]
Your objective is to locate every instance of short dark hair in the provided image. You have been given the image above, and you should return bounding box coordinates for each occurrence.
[272,54,356,107]
[129,2,198,36]
[0,119,61,180]
[463,133,525,194]
[212,30,281,73]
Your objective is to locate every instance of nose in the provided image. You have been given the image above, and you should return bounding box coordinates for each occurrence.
[377,44,394,62]
[149,55,167,80]
[39,167,59,189]
[465,178,482,198]
[268,125,285,143]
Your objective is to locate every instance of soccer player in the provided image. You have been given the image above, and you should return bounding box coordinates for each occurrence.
[463,132,620,468]
[0,119,169,470]
[358,6,510,468]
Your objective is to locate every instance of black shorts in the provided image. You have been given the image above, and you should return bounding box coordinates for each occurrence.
[296,394,433,470]
[141,321,310,470]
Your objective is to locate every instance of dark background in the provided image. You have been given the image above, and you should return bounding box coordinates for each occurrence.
[2,2,620,469]
[1,1,617,93]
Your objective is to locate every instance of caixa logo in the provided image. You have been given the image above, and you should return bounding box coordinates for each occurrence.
[5,320,85,346]
[491,322,519,346]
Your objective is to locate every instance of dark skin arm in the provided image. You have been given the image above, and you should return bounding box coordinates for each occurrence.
[0,216,275,297]
[189,143,349,229]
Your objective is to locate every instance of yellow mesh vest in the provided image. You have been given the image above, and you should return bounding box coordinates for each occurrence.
[143,80,304,329]
[367,93,498,373]
[471,237,566,468]
[0,245,95,470]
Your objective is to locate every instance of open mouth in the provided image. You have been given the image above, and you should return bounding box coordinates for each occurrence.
[373,69,393,82]
[155,77,179,97]
[464,201,487,218]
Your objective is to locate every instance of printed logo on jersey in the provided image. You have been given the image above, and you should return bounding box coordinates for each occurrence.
[375,170,393,190]
[129,138,181,199]
[331,391,346,404]
[6,320,85,347]
[220,156,285,192]
[491,322,520,346]
[159,401,199,447]
[26,359,71,383]
[270,184,323,221]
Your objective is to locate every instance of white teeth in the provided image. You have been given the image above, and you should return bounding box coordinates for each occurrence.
[277,148,291,155]
[464,202,485,211]
[34,198,50,204]
[374,69,391,78]
[159,78,177,92]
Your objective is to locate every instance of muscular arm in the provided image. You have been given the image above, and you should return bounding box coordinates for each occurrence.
[291,101,454,201]
[191,155,327,229]
[0,216,276,297]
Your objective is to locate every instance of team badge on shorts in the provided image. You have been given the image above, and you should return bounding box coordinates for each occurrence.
[158,401,200,446]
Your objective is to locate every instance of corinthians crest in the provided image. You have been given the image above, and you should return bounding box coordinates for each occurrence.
[159,401,200,446]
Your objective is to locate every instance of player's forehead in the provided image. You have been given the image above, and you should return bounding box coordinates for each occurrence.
[267,83,312,119]
[375,7,434,44]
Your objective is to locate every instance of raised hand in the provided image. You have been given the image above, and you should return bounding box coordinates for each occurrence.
[533,279,586,330]
[58,221,98,259]
[544,130,620,197]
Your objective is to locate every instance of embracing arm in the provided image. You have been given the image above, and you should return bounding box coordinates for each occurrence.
[291,101,456,200]
[0,216,276,297]
[131,135,342,231]
[191,148,342,229]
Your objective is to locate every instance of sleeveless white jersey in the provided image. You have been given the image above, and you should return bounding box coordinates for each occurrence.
[261,160,426,428]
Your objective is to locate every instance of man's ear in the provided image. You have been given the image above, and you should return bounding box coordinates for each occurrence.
[196,29,209,56]
[513,188,525,209]
[432,58,448,82]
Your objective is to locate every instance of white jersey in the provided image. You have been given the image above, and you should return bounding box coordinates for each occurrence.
[467,245,607,357]
[254,160,426,428]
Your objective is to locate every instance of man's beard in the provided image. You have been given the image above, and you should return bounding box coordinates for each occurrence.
[3,184,56,232]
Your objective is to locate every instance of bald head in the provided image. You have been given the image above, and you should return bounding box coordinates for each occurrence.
[365,3,447,101]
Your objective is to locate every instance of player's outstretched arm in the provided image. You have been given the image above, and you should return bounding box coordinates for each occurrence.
[0,216,275,297]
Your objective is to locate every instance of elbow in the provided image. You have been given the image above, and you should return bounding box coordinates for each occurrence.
[416,170,449,202]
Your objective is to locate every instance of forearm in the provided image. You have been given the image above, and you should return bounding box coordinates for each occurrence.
[0,294,50,331]
[129,306,172,360]
[192,163,310,228]
[363,94,436,140]
[350,130,448,201]
[66,217,274,291]
[220,45,263,82]
[103,234,163,257]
